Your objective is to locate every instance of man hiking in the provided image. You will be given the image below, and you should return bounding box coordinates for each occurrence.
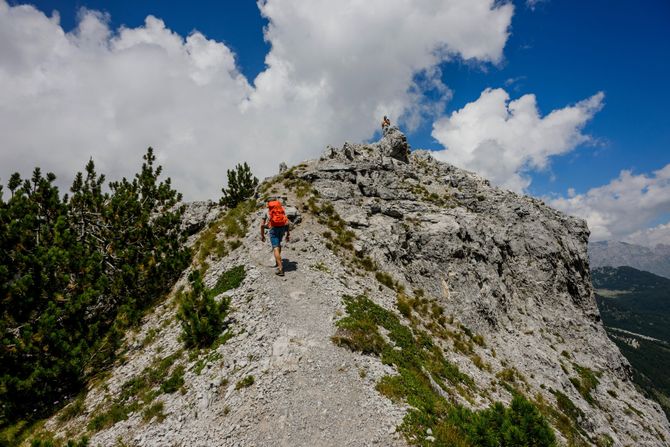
[261,198,291,276]
[381,115,391,131]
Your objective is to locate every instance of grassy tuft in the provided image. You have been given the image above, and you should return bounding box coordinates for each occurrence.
[570,363,602,405]
[160,365,185,394]
[209,265,246,298]
[595,433,614,447]
[375,271,396,290]
[57,394,86,423]
[88,351,183,433]
[193,200,257,270]
[141,401,166,424]
[235,376,255,390]
[396,293,413,319]
[552,389,584,423]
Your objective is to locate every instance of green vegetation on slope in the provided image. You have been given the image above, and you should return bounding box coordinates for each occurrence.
[87,350,184,433]
[177,265,244,349]
[333,295,556,446]
[193,199,257,272]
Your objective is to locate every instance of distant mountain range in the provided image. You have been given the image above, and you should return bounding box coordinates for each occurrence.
[589,240,670,279]
[593,266,670,419]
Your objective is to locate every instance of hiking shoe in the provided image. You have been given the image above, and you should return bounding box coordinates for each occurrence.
[276,269,285,277]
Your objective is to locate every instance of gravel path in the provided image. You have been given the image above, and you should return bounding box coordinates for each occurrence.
[218,213,406,447]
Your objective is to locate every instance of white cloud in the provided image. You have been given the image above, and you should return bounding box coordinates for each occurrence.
[625,223,670,248]
[0,0,513,199]
[548,164,670,244]
[431,88,604,192]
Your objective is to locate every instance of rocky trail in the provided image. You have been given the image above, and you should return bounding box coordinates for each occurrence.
[222,210,407,446]
[62,190,408,447]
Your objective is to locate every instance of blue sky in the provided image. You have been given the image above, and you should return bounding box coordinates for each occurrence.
[1,0,669,244]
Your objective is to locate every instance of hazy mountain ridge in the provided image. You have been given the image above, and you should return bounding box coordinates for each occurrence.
[593,266,670,419]
[589,241,670,279]
[27,129,670,446]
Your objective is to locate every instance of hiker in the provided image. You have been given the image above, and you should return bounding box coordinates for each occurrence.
[381,115,391,132]
[260,199,291,276]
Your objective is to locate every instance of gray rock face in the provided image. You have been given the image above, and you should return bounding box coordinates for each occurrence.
[379,126,410,162]
[47,130,669,446]
[590,240,670,279]
[180,200,223,235]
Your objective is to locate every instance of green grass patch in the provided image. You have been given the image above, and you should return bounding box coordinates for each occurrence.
[0,420,42,447]
[551,389,584,423]
[497,368,518,383]
[193,200,257,269]
[208,265,246,298]
[303,195,356,252]
[472,334,485,347]
[235,376,255,390]
[192,351,223,375]
[333,295,554,446]
[312,262,331,273]
[375,271,397,290]
[595,433,614,447]
[534,397,588,447]
[396,293,413,319]
[570,363,601,405]
[160,365,185,393]
[542,389,589,445]
[88,402,138,433]
[57,394,86,423]
[141,401,166,424]
[141,328,158,347]
[353,252,377,272]
[407,184,452,207]
[88,351,183,433]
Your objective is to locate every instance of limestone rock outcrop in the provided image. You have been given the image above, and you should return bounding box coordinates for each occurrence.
[44,130,670,447]
[379,126,410,162]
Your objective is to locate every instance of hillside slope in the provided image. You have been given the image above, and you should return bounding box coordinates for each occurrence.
[38,129,669,446]
[593,266,670,420]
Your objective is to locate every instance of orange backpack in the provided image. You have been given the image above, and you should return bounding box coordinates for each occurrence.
[268,200,289,227]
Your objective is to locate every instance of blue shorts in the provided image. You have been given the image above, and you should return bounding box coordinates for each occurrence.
[269,226,287,248]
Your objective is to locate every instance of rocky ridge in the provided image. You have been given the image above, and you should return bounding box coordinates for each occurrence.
[41,127,669,446]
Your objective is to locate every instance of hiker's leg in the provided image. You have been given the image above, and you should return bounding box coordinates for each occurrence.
[273,247,282,271]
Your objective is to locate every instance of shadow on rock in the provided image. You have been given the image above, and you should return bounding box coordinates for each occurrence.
[282,260,298,272]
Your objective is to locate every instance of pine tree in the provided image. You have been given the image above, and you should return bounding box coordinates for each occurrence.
[0,148,192,428]
[177,270,230,348]
[220,162,258,208]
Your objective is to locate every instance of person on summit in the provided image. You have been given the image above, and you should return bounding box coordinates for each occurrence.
[260,198,291,276]
[381,115,391,131]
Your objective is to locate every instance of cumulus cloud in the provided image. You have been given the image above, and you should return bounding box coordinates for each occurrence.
[431,88,604,192]
[625,223,670,248]
[0,0,513,199]
[548,164,670,244]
